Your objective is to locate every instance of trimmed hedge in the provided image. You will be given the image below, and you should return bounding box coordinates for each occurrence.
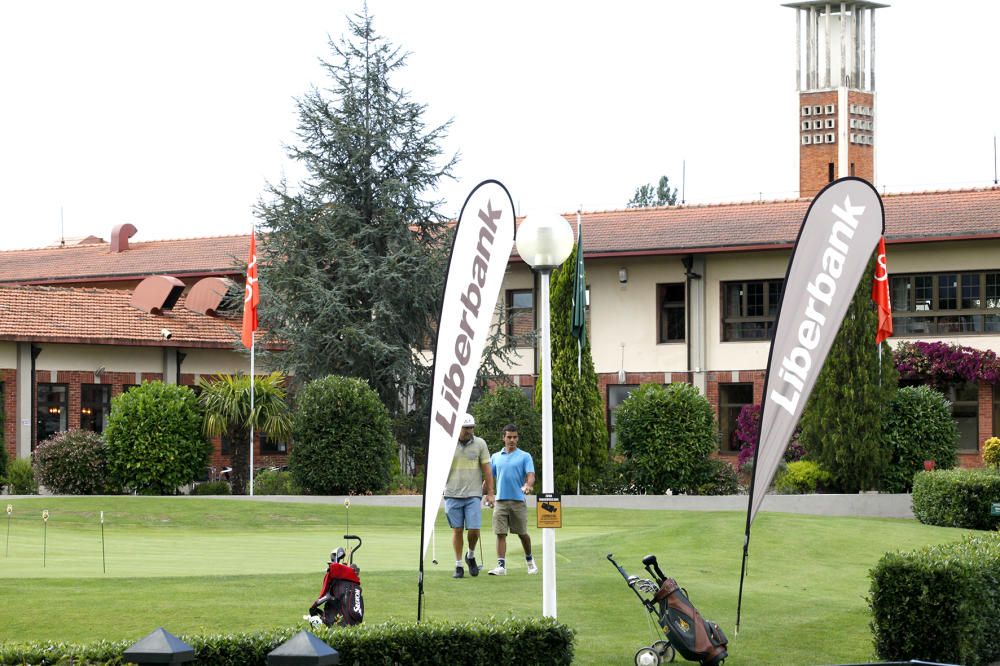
[289,376,397,495]
[880,386,958,493]
[869,533,1000,665]
[911,468,1000,530]
[191,480,232,495]
[616,383,718,495]
[774,460,834,494]
[32,429,109,495]
[0,617,574,665]
[104,382,209,495]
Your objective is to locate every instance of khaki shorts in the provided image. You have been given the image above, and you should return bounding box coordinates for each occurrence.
[493,500,528,535]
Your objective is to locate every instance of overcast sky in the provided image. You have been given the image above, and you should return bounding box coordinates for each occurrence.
[1,1,997,250]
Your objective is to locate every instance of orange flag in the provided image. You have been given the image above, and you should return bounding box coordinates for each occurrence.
[241,232,259,348]
[871,236,893,344]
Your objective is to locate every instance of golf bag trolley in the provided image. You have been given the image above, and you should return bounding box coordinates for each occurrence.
[307,535,364,627]
[607,553,728,666]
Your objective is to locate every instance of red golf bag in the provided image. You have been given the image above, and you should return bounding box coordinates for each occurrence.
[308,535,364,627]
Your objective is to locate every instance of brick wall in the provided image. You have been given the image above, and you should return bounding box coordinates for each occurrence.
[799,90,875,198]
[1,369,14,461]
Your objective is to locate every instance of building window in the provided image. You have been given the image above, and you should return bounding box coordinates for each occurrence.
[36,383,68,446]
[722,280,785,341]
[607,384,639,449]
[221,434,232,456]
[946,382,979,453]
[828,162,834,182]
[520,385,535,403]
[80,384,111,433]
[890,272,1000,335]
[506,289,535,345]
[657,283,685,343]
[719,383,754,453]
[259,434,288,454]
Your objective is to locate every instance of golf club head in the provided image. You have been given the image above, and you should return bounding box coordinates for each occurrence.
[431,558,438,564]
[641,554,658,568]
[332,547,346,563]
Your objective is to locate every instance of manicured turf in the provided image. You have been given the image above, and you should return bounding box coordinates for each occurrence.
[0,497,977,664]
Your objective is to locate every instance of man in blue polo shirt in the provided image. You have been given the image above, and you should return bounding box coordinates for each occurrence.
[487,423,537,576]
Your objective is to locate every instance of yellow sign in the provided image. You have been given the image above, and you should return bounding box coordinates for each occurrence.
[536,493,562,528]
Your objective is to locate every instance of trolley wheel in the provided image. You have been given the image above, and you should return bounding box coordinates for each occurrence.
[652,640,675,662]
[635,646,659,666]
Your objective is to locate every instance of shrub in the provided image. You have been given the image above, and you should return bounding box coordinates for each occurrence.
[692,458,741,496]
[104,381,210,495]
[880,386,958,493]
[983,436,1000,469]
[6,458,38,495]
[252,470,300,495]
[0,445,8,489]
[616,383,717,494]
[471,385,541,461]
[192,480,232,495]
[0,616,575,666]
[912,468,1000,530]
[773,460,834,494]
[32,429,109,494]
[735,404,804,467]
[289,376,396,495]
[869,533,1000,665]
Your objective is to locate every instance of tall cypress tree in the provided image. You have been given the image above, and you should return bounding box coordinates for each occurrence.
[798,253,898,492]
[536,242,609,494]
[255,9,454,414]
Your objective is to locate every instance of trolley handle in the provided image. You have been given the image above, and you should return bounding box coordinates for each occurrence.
[606,553,632,581]
[642,554,667,583]
[344,534,362,565]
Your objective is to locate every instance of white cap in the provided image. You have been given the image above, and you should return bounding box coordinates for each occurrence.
[462,413,476,427]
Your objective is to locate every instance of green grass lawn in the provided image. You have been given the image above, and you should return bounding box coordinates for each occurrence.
[0,497,977,664]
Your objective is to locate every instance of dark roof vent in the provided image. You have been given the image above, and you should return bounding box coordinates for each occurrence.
[111,223,137,252]
[131,275,185,314]
[185,277,234,316]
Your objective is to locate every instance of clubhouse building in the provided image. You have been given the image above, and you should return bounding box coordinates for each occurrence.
[1,1,997,470]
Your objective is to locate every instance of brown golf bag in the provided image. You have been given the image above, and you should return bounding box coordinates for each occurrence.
[608,552,728,666]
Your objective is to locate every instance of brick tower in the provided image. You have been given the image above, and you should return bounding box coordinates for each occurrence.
[786,1,888,198]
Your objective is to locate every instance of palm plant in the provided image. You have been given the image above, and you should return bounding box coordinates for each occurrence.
[198,372,292,494]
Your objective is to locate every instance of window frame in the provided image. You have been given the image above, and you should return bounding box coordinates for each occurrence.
[890,270,1000,336]
[80,383,111,434]
[656,282,686,343]
[36,382,68,447]
[721,279,785,341]
[505,288,535,345]
[718,383,754,453]
[607,384,639,449]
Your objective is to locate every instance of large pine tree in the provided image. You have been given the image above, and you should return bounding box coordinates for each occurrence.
[256,10,454,414]
[536,241,609,494]
[797,254,898,492]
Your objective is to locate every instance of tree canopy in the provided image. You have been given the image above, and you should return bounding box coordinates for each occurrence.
[798,254,898,492]
[536,241,609,493]
[627,175,678,208]
[255,9,455,416]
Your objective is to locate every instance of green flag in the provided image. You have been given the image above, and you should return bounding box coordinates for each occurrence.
[570,216,586,375]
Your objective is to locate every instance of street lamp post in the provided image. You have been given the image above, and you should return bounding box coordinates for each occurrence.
[515,212,574,618]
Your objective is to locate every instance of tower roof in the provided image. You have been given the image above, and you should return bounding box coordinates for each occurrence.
[782,1,888,10]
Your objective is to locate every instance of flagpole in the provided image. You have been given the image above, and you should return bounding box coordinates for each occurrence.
[250,331,255,497]
[576,213,582,378]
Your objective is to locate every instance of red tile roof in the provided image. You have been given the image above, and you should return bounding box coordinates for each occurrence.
[1,187,998,285]
[0,234,249,285]
[571,186,1000,258]
[0,286,243,348]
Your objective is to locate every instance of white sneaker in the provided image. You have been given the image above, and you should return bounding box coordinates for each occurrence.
[526,560,538,575]
[487,565,506,576]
